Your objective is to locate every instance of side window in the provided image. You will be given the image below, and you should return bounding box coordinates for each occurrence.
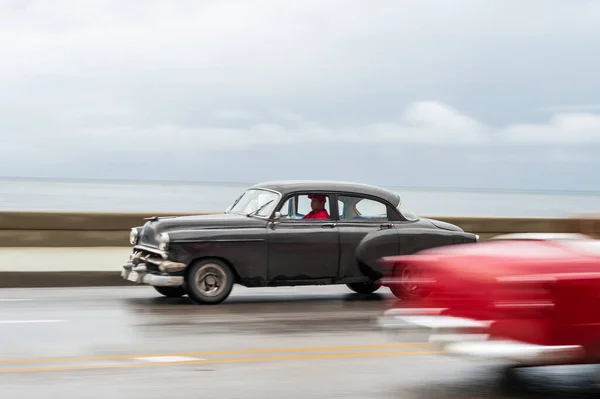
[338,195,389,222]
[338,200,345,218]
[298,194,331,219]
[297,195,312,216]
[278,193,332,220]
[278,197,292,217]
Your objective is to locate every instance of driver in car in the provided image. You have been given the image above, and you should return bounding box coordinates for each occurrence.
[303,194,330,220]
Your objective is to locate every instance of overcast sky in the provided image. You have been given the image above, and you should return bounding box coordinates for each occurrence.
[1,0,600,190]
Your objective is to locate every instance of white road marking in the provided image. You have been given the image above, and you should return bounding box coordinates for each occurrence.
[0,320,65,324]
[134,356,204,363]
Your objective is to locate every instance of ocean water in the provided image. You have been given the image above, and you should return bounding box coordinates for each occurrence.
[0,177,599,218]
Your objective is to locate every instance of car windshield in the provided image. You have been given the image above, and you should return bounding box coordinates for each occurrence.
[226,188,280,217]
[397,199,419,221]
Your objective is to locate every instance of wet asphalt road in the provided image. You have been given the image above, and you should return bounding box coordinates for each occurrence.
[0,285,599,398]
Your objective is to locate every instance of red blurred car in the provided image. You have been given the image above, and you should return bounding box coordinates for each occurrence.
[377,233,600,369]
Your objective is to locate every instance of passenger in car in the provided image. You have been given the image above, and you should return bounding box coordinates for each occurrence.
[303,194,330,220]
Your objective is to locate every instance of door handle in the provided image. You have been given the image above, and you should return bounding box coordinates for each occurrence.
[321,223,336,228]
[380,223,393,229]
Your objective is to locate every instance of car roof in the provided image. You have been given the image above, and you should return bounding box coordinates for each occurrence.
[251,180,401,206]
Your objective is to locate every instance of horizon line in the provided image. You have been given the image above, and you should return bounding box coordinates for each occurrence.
[1,175,600,196]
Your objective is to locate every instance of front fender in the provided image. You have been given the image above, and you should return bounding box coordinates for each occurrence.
[165,227,268,285]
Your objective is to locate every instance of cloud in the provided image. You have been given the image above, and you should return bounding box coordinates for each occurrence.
[21,100,600,154]
[214,110,258,121]
[3,99,600,164]
[38,101,489,153]
[536,104,600,113]
[502,113,600,144]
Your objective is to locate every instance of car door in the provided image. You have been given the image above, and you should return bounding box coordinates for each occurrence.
[336,194,399,279]
[266,192,340,283]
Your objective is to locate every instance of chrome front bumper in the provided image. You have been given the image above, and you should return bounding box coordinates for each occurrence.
[377,308,584,366]
[121,252,186,287]
[121,263,184,287]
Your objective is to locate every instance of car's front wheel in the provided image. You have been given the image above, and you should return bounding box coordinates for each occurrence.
[153,285,187,298]
[185,258,235,305]
[346,281,380,295]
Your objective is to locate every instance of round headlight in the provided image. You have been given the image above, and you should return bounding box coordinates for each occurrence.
[158,233,170,251]
[129,228,139,245]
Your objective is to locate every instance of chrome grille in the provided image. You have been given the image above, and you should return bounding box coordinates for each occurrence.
[139,224,158,247]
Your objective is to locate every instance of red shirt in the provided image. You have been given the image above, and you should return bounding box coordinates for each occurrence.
[303,209,330,220]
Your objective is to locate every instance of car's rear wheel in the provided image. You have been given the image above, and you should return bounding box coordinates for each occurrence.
[185,258,235,305]
[389,264,429,300]
[153,285,187,298]
[346,281,380,294]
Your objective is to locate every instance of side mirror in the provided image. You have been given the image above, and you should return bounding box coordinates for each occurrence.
[273,212,281,220]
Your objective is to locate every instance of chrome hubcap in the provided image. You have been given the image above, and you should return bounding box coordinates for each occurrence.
[195,264,227,297]
[401,266,419,292]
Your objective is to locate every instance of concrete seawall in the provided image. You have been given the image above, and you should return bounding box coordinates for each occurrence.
[0,211,198,247]
[1,210,600,247]
[1,211,599,289]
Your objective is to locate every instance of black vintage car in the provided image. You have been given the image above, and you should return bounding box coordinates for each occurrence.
[122,180,478,304]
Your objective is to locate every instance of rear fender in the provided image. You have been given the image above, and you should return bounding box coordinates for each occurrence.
[355,228,400,280]
[372,228,461,277]
[356,227,469,281]
[397,228,465,254]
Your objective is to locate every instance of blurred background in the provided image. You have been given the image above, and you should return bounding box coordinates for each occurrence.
[1,0,600,217]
